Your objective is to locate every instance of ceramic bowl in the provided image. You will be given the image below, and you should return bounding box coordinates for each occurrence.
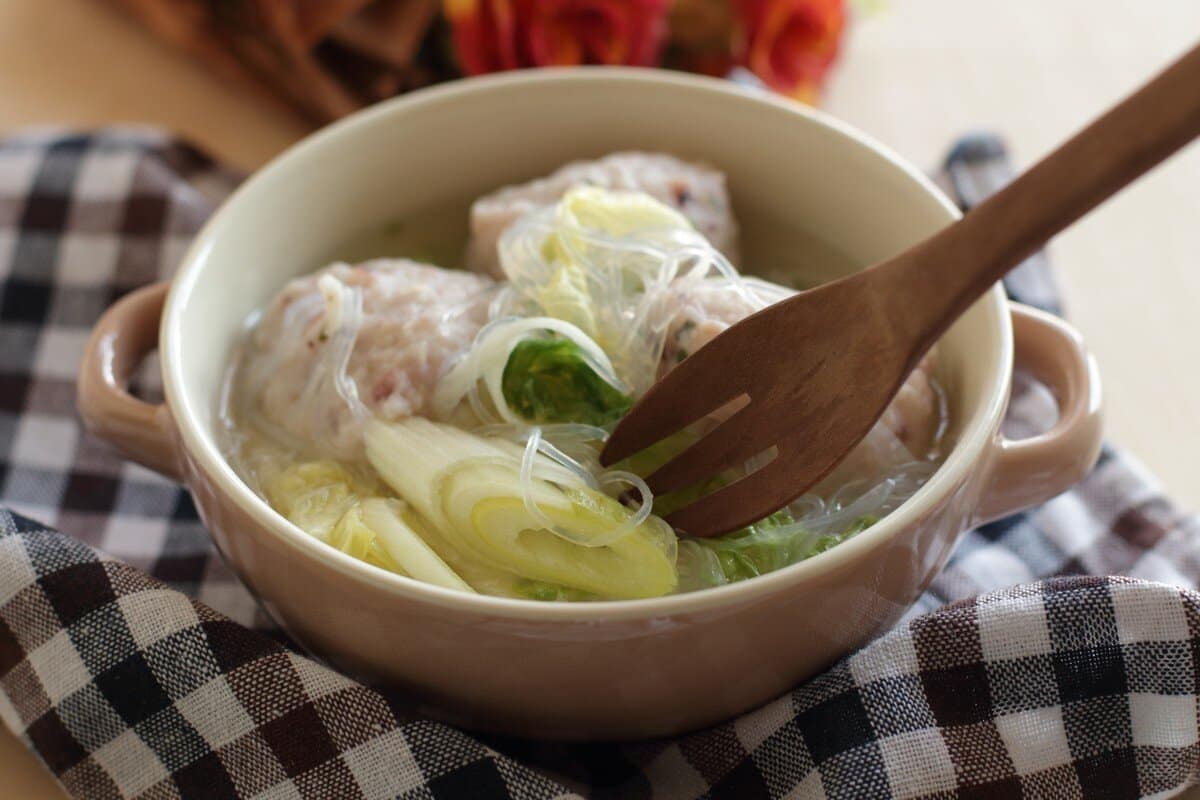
[78,69,1102,740]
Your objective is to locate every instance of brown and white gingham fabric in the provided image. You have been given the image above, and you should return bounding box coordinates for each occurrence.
[1,129,1199,799]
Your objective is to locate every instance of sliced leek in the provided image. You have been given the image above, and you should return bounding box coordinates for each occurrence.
[264,459,474,592]
[360,498,475,592]
[365,418,677,599]
[326,504,405,574]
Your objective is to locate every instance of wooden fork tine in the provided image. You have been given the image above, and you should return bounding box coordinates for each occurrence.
[645,407,772,495]
[664,457,804,537]
[600,349,749,465]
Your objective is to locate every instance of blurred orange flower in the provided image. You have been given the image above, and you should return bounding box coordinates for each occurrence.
[732,0,845,102]
[446,0,672,75]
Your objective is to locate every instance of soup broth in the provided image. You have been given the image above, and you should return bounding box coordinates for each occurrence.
[220,166,950,602]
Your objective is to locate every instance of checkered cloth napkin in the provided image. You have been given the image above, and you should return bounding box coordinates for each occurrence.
[1,129,1199,800]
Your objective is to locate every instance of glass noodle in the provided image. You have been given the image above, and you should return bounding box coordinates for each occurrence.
[423,187,943,563]
[220,184,949,600]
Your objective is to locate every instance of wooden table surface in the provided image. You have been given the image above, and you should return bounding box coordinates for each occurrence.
[2,0,1198,795]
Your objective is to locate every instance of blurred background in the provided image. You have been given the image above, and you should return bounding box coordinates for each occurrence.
[0,0,1198,794]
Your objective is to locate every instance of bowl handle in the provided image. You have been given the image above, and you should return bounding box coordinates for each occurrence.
[77,282,182,482]
[976,302,1103,525]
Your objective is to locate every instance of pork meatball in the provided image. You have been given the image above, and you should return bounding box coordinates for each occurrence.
[467,152,740,278]
[237,259,494,459]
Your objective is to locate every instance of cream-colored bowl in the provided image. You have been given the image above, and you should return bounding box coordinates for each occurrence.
[78,69,1102,740]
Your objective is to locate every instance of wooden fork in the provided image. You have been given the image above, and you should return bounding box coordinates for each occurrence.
[600,41,1200,537]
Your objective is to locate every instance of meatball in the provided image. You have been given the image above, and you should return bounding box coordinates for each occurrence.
[237,259,494,459]
[467,152,740,279]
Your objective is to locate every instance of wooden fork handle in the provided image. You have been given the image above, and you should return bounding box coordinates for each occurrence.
[891,40,1200,353]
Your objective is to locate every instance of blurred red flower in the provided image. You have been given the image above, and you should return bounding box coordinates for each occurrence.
[733,0,845,102]
[447,0,673,74]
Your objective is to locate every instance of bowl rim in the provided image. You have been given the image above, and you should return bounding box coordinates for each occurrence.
[162,66,1011,622]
